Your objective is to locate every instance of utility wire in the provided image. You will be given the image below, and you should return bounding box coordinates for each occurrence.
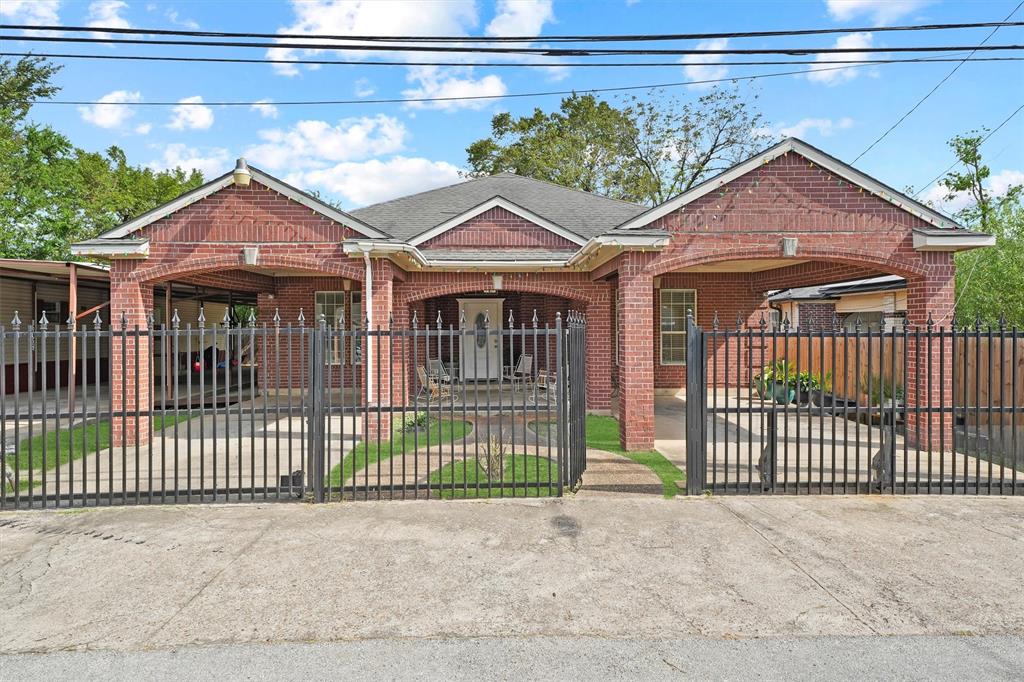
[912,103,1024,199]
[853,0,1024,162]
[5,33,1024,56]
[31,61,947,108]
[8,51,1023,68]
[4,21,1023,43]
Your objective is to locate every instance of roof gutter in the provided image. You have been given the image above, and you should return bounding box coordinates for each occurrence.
[912,229,996,252]
[70,239,150,259]
[566,233,669,267]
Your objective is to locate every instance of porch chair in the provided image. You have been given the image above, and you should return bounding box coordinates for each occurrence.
[529,368,559,405]
[427,358,454,384]
[417,365,458,404]
[502,354,534,392]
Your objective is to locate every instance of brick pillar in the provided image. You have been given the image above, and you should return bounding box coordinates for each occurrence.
[904,254,955,451]
[110,260,153,447]
[618,252,655,450]
[586,282,614,413]
[366,259,394,441]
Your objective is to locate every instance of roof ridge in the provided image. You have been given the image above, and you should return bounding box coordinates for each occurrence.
[350,172,495,214]
[493,171,647,208]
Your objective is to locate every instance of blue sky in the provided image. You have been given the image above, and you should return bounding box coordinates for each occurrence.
[4,0,1023,211]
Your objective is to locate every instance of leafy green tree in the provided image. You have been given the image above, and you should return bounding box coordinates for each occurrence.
[465,86,770,206]
[939,132,1024,326]
[0,56,204,260]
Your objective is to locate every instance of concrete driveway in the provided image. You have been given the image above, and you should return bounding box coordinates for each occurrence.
[2,495,1022,655]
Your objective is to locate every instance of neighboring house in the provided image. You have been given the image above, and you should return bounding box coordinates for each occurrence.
[69,138,993,450]
[768,275,907,331]
[1,258,234,394]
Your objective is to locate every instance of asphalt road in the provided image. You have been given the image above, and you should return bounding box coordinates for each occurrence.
[4,635,1023,681]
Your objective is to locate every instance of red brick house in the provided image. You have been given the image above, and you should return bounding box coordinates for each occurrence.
[72,138,992,450]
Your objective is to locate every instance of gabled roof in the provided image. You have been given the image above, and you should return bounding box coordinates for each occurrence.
[90,165,389,242]
[350,172,647,242]
[615,137,965,232]
[409,196,587,247]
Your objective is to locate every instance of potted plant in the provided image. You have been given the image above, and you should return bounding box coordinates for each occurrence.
[808,371,853,409]
[752,361,796,404]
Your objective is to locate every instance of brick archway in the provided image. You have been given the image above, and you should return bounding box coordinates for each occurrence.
[646,246,928,281]
[397,278,598,308]
[132,253,365,284]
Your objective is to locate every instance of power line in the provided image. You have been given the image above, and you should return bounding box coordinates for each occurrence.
[853,1,1024,162]
[4,21,1023,43]
[34,62,905,108]
[9,50,1024,69]
[912,103,1024,199]
[5,33,1024,56]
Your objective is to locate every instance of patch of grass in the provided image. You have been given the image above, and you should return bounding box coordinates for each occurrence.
[10,415,190,491]
[327,417,470,487]
[532,415,686,498]
[428,454,560,499]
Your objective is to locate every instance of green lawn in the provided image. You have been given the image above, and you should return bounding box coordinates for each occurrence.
[11,415,190,490]
[428,454,560,499]
[326,417,470,487]
[533,415,686,498]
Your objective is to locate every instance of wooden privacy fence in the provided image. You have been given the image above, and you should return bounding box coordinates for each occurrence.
[719,332,1024,425]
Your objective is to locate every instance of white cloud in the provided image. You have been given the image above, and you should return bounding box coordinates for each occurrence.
[486,0,554,37]
[681,38,729,88]
[920,168,1024,214]
[134,122,152,135]
[165,8,199,29]
[776,117,855,139]
[245,115,408,170]
[78,89,141,128]
[268,0,478,77]
[354,78,376,97]
[293,156,461,207]
[806,32,874,85]
[88,0,131,31]
[148,144,231,178]
[402,66,507,111]
[167,95,214,130]
[0,0,60,26]
[251,99,279,119]
[825,0,929,25]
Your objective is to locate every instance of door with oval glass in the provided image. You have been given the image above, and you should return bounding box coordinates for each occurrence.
[458,298,504,381]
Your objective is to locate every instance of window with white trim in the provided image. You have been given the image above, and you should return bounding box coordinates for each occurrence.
[315,291,362,364]
[660,289,696,365]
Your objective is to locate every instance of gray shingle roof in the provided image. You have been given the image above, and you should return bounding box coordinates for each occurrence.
[350,173,647,241]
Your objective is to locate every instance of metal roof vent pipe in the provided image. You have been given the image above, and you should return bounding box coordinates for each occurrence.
[233,157,252,187]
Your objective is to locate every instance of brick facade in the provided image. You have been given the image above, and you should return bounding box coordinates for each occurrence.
[104,150,961,452]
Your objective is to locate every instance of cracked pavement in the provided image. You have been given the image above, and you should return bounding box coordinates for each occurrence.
[1,495,1022,655]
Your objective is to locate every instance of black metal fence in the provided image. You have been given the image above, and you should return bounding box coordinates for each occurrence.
[1,309,587,509]
[686,315,1022,495]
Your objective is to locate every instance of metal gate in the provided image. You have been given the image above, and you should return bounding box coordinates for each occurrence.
[1,309,587,509]
[685,315,1022,495]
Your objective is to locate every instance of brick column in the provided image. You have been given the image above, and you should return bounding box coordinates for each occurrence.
[618,252,655,450]
[585,282,614,413]
[904,254,955,451]
[110,260,154,447]
[366,259,394,441]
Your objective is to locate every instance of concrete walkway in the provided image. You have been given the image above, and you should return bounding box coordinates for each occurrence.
[2,495,1022,654]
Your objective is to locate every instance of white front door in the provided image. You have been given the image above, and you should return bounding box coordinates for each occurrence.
[459,298,503,381]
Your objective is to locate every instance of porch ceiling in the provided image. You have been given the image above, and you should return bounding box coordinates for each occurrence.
[672,258,808,273]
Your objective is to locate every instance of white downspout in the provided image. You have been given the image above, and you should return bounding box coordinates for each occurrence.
[363,251,373,399]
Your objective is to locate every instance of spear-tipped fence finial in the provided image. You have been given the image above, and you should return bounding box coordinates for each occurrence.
[197,308,206,328]
[147,310,155,329]
[171,309,181,329]
[759,312,767,330]
[999,313,1007,332]
[532,309,539,328]
[222,308,232,327]
[93,310,102,329]
[11,311,21,330]
[38,310,49,330]
[297,308,306,327]
[120,310,129,330]
[436,310,443,329]
[272,308,281,327]
[483,309,491,329]
[735,312,743,331]
[247,308,257,327]
[508,309,515,328]
[411,309,419,328]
